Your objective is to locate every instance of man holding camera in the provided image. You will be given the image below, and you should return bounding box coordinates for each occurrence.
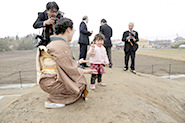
[33,1,61,46]
[122,22,139,74]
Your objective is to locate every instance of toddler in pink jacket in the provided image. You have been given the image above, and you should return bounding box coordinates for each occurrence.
[87,33,109,89]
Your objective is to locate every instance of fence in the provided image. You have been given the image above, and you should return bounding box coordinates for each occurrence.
[0,70,36,88]
[135,63,185,78]
[0,63,184,88]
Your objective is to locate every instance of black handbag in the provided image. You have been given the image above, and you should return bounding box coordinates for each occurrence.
[132,43,138,52]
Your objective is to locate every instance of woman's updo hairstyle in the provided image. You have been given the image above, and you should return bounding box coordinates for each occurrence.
[55,17,73,35]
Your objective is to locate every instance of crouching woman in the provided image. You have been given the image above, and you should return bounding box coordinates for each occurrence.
[36,17,97,108]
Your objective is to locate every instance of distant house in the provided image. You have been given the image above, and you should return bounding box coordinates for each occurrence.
[138,38,150,48]
[149,40,172,48]
[174,36,185,43]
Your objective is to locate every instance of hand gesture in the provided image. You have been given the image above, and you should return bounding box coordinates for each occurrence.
[91,45,95,51]
[45,18,55,25]
[89,45,95,56]
[79,58,89,64]
[84,69,98,74]
[132,37,136,41]
[126,36,131,40]
[90,30,93,36]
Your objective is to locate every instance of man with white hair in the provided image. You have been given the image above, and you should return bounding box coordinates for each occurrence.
[122,22,139,74]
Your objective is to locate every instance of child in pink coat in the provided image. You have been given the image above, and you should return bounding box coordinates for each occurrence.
[87,33,109,89]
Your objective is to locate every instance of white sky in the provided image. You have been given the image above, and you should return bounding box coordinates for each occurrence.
[0,0,185,41]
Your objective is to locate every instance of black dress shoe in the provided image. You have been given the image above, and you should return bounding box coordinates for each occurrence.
[130,69,136,74]
[84,65,90,68]
[123,67,128,71]
[79,65,85,69]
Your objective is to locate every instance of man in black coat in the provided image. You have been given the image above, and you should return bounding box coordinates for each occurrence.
[100,19,113,68]
[78,16,93,69]
[122,22,139,74]
[33,1,60,46]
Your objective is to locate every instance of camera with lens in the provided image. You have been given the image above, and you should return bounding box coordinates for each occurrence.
[54,11,64,24]
[129,32,135,40]
[54,17,59,24]
[55,11,64,24]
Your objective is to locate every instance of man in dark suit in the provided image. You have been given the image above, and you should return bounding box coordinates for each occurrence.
[122,22,139,74]
[33,1,60,46]
[100,19,113,68]
[78,16,93,69]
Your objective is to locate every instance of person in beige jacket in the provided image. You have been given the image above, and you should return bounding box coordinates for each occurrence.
[37,17,97,108]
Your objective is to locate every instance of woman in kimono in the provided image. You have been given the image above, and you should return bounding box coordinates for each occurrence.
[37,17,97,108]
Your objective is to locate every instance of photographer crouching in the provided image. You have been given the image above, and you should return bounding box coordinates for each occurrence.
[33,1,64,47]
[122,22,139,74]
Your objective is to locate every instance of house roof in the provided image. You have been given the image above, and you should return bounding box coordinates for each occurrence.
[174,36,185,41]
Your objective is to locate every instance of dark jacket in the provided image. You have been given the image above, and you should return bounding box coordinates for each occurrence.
[100,24,113,47]
[122,30,139,52]
[33,11,54,46]
[78,21,91,45]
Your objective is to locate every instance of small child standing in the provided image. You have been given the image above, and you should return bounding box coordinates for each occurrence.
[87,33,109,89]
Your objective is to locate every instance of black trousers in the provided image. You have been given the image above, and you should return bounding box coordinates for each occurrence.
[91,74,102,84]
[124,49,136,70]
[79,43,88,66]
[104,46,112,66]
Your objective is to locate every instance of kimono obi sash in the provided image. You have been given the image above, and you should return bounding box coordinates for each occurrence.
[40,50,57,74]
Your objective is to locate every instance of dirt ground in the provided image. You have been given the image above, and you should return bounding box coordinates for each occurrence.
[137,48,185,62]
[0,48,185,122]
[0,68,185,123]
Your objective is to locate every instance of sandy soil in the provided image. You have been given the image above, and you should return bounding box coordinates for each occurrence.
[137,49,185,62]
[173,78,185,82]
[1,68,185,123]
